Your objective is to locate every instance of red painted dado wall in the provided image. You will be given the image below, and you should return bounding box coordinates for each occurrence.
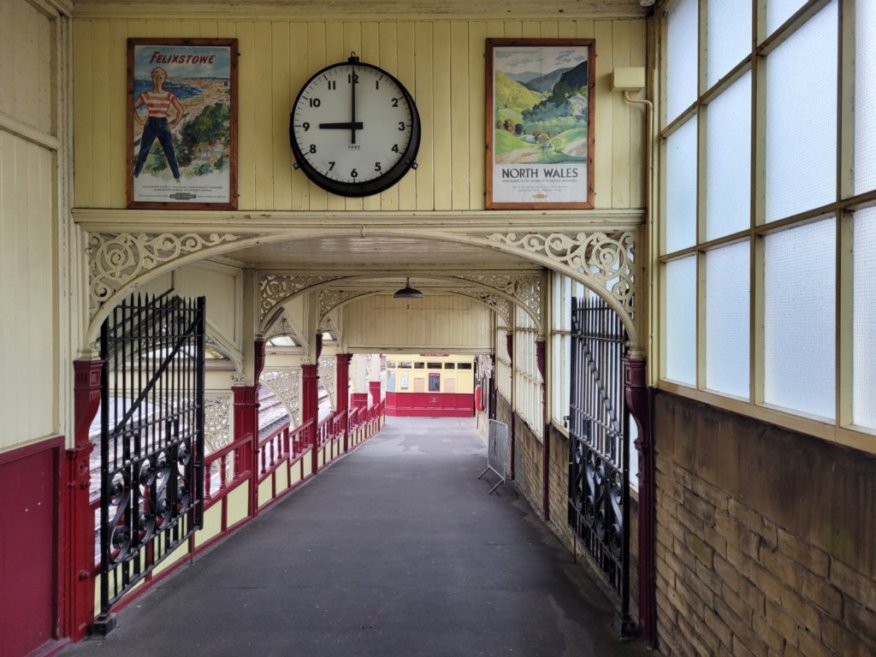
[385,392,474,417]
[0,437,64,657]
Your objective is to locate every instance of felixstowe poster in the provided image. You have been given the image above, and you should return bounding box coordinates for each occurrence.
[486,39,595,209]
[127,39,238,209]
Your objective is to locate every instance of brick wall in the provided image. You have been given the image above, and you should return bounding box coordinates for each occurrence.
[654,391,876,657]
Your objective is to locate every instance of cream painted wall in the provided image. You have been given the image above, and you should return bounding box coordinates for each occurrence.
[344,294,491,351]
[128,262,244,355]
[0,1,64,451]
[72,15,646,211]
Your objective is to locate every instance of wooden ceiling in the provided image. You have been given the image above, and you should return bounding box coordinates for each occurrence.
[73,0,654,19]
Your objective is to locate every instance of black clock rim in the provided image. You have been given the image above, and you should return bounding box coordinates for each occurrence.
[289,60,421,198]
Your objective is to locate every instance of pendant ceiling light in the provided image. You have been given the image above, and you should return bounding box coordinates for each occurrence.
[393,277,423,299]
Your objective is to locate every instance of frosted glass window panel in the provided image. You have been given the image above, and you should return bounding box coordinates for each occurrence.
[764,219,836,419]
[853,209,876,429]
[663,256,697,385]
[705,242,750,398]
[707,0,751,86]
[628,414,639,491]
[665,117,698,253]
[706,73,751,240]
[855,0,876,195]
[666,0,698,123]
[767,0,807,35]
[765,1,837,222]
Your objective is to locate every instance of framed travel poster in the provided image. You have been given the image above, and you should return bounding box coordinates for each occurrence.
[127,38,238,209]
[485,39,595,210]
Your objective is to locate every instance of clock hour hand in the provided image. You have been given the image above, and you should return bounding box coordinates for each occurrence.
[318,121,364,130]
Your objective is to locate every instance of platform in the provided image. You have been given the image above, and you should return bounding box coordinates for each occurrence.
[61,417,651,657]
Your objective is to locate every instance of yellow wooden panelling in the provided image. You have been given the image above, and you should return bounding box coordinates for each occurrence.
[0,133,57,449]
[152,541,189,577]
[594,20,613,209]
[72,16,646,212]
[0,1,54,135]
[302,451,312,477]
[611,20,632,209]
[276,463,289,491]
[226,480,250,527]
[432,21,452,210]
[194,503,223,548]
[415,22,434,210]
[450,21,470,211]
[258,477,274,508]
[272,22,293,210]
[254,22,276,209]
[467,21,486,209]
[343,294,492,351]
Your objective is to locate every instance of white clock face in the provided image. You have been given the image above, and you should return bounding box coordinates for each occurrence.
[290,61,419,195]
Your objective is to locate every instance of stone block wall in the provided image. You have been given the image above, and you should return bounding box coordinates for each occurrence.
[654,391,876,657]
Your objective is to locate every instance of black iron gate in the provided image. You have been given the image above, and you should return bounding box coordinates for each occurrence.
[567,294,633,633]
[96,293,205,626]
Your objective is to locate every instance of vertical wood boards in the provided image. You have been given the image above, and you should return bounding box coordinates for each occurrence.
[71,15,646,213]
[0,135,56,445]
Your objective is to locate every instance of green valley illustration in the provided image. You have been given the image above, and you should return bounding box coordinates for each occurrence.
[491,44,591,206]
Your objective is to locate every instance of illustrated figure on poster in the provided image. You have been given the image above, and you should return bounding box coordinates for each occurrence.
[133,66,185,181]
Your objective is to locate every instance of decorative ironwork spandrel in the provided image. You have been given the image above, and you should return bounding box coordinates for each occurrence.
[97,293,205,621]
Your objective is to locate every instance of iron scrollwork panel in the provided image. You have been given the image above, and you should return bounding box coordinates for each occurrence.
[99,294,206,616]
[567,295,631,626]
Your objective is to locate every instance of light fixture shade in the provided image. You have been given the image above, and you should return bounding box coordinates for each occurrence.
[393,277,423,299]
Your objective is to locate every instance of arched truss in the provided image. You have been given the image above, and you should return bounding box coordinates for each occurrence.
[85,227,638,349]
[259,272,541,335]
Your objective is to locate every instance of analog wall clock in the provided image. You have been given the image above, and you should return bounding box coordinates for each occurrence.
[289,54,420,197]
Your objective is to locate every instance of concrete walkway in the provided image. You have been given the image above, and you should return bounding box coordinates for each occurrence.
[62,417,652,657]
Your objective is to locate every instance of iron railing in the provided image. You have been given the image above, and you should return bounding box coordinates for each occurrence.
[96,293,205,623]
[567,294,633,634]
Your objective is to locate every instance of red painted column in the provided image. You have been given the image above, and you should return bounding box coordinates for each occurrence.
[536,339,549,522]
[336,354,352,451]
[301,363,319,473]
[368,380,381,408]
[232,385,259,517]
[624,356,655,647]
[63,360,103,640]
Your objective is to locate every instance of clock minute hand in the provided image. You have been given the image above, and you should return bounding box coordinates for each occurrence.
[318,122,364,129]
[350,65,358,145]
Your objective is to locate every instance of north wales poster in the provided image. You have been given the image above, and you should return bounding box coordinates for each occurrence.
[486,39,595,209]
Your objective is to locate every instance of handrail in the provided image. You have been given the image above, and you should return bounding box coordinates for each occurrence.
[204,434,253,504]
[257,422,290,484]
